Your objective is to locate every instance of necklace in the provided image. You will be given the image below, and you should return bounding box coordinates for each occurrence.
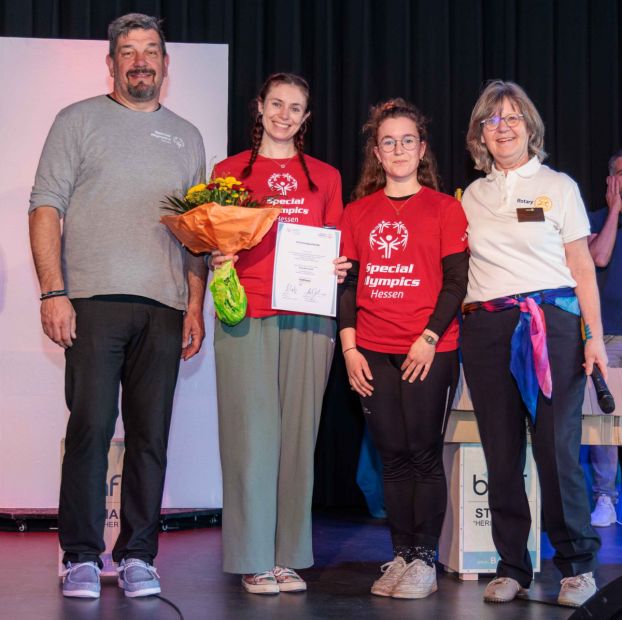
[383,192,417,215]
[261,153,296,170]
[273,155,296,169]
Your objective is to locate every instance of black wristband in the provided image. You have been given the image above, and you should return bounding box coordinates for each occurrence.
[40,289,67,301]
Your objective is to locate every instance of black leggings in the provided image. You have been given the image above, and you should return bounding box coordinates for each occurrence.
[358,347,459,551]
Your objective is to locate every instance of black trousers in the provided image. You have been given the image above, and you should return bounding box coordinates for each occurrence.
[59,298,183,566]
[462,305,600,587]
[359,347,459,551]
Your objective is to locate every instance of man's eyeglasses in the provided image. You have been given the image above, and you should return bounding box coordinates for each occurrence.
[378,135,420,152]
[480,113,525,131]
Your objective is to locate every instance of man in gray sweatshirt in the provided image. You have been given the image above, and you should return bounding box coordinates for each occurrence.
[28,13,207,599]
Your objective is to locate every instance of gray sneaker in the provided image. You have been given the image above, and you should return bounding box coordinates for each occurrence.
[117,558,161,598]
[62,561,101,598]
[591,495,617,527]
[558,572,597,607]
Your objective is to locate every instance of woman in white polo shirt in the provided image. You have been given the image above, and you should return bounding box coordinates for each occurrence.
[461,80,606,609]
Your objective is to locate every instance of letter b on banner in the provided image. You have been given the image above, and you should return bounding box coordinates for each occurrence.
[473,474,488,496]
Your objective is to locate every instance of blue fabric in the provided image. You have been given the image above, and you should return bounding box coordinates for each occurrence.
[356,424,386,519]
[510,311,540,420]
[589,208,622,335]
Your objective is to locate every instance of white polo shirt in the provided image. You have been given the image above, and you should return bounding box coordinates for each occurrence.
[463,156,590,303]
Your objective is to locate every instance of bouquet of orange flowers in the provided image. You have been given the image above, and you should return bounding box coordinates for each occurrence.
[161,176,280,325]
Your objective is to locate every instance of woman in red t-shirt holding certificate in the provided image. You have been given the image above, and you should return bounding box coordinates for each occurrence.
[339,99,468,600]
[209,73,346,595]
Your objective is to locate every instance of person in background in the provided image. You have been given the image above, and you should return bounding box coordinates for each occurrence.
[29,13,207,598]
[209,73,348,595]
[587,149,622,528]
[340,99,468,600]
[461,80,604,608]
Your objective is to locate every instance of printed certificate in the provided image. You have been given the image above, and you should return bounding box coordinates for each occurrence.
[271,222,340,316]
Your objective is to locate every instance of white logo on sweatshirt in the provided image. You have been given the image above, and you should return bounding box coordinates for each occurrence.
[268,172,298,196]
[150,131,185,148]
[369,221,409,259]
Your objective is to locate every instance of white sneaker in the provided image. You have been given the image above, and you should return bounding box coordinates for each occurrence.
[558,572,597,607]
[371,556,408,597]
[483,577,529,603]
[591,495,617,527]
[241,571,279,595]
[391,559,438,599]
[272,566,307,592]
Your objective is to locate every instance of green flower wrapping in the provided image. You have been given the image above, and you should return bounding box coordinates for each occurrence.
[209,260,248,326]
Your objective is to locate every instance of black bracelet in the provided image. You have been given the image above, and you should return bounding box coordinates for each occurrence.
[40,289,67,301]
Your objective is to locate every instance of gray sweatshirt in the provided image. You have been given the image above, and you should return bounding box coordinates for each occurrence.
[30,95,206,310]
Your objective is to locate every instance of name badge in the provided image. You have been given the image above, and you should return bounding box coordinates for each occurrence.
[516,207,545,222]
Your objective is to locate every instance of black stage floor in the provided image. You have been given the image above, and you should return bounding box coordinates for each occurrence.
[1,510,620,620]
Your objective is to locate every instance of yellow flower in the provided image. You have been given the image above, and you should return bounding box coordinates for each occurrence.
[186,183,207,198]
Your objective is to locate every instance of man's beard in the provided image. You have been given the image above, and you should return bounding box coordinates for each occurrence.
[127,82,156,100]
[126,69,157,100]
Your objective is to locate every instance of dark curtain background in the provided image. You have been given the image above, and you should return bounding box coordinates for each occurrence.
[3,0,622,507]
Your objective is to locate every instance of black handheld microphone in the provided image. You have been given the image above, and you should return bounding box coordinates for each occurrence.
[591,365,615,414]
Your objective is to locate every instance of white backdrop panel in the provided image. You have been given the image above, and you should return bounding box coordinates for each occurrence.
[0,37,227,508]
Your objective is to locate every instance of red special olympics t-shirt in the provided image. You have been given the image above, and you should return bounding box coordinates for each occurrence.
[340,187,468,353]
[213,151,343,317]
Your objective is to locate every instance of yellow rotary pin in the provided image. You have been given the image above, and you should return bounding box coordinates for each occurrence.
[534,195,552,211]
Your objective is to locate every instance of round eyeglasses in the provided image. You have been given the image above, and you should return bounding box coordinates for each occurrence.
[480,113,524,131]
[378,135,420,152]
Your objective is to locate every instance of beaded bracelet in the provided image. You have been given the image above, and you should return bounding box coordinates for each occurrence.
[40,289,67,301]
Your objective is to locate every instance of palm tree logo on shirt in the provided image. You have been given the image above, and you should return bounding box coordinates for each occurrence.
[268,173,298,196]
[369,221,409,259]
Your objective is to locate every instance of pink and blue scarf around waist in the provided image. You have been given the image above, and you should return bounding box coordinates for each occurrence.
[463,287,580,422]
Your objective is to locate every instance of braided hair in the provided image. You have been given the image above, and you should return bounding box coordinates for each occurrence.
[241,72,318,192]
[352,99,440,200]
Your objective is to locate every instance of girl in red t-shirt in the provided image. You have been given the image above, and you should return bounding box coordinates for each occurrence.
[339,99,468,600]
[209,73,347,595]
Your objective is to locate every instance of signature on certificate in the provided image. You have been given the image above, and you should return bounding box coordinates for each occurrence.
[283,282,298,298]
[304,287,321,302]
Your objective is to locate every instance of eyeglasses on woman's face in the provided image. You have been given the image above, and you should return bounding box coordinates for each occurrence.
[378,134,420,152]
[480,113,524,131]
